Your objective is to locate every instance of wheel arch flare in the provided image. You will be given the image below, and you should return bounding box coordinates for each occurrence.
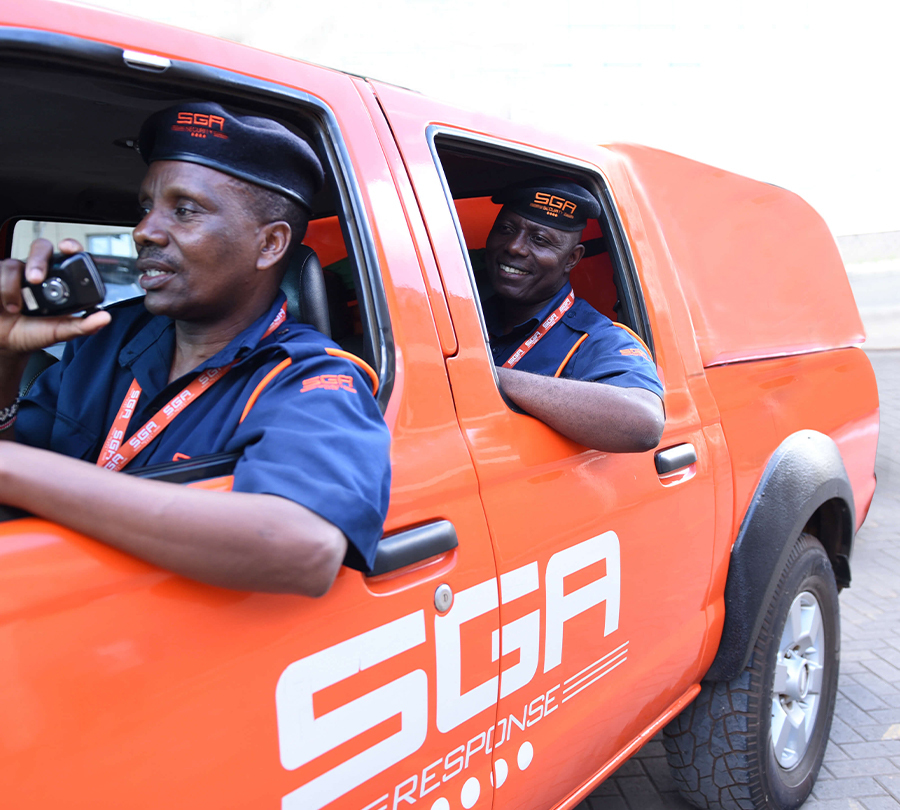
[705,430,854,682]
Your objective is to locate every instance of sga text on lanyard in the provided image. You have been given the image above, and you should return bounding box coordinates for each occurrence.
[97,304,287,472]
[502,290,575,369]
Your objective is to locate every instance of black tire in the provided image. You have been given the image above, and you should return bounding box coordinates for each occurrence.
[663,533,840,810]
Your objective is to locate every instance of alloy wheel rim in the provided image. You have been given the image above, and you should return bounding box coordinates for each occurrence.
[771,590,826,769]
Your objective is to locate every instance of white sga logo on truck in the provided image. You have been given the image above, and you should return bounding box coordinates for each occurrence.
[276,531,623,810]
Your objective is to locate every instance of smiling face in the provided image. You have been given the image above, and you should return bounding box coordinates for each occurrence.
[133,161,283,329]
[484,209,585,326]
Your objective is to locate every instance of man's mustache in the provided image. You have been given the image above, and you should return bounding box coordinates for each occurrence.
[137,247,180,271]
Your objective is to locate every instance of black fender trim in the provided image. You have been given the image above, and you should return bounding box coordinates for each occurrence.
[704,430,854,682]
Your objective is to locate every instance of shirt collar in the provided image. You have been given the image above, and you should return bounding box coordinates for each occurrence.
[531,282,574,325]
[194,291,290,371]
[118,291,289,375]
[486,282,574,338]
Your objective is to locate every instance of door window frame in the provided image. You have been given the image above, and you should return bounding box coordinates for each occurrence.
[426,126,656,367]
[0,26,395,409]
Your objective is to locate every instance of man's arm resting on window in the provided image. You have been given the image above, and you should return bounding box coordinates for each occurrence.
[496,366,664,453]
[0,442,347,596]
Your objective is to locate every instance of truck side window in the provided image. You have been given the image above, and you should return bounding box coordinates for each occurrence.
[0,63,389,402]
[432,140,653,355]
[1,59,392,485]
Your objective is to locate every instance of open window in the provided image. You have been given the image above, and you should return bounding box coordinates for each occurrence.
[0,31,393,485]
[431,134,655,362]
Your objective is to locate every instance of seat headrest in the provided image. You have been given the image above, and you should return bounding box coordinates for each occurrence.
[280,244,331,337]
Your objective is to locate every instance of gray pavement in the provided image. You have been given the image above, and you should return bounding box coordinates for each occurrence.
[576,349,900,810]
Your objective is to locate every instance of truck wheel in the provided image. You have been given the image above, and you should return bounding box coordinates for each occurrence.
[663,533,839,810]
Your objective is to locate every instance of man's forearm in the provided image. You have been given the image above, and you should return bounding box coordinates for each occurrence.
[496,367,664,452]
[0,442,347,595]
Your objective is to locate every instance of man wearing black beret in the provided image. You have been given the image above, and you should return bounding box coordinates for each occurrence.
[0,103,391,596]
[482,178,665,452]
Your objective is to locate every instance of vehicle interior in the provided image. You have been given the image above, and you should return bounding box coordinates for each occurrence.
[0,36,652,485]
[0,37,395,484]
[433,140,654,355]
[1,66,378,337]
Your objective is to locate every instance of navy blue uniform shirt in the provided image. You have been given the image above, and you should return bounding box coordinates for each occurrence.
[484,282,664,397]
[17,293,391,572]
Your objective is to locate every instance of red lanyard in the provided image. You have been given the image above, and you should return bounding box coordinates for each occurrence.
[97,304,287,472]
[501,290,575,369]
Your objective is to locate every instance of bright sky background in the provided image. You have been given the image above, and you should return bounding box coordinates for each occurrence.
[84,0,899,237]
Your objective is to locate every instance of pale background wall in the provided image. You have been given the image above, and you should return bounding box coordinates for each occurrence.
[839,232,900,349]
[68,1,900,345]
[80,0,898,238]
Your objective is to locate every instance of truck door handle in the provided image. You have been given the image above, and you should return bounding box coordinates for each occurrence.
[655,443,697,475]
[368,520,459,577]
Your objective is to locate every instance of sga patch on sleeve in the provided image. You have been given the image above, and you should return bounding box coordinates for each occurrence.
[620,347,650,361]
[300,374,357,394]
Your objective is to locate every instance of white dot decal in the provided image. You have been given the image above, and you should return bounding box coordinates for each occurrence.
[517,741,534,770]
[494,757,509,788]
[460,776,480,808]
[431,798,450,810]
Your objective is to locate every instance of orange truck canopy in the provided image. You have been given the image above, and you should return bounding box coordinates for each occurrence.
[613,144,865,367]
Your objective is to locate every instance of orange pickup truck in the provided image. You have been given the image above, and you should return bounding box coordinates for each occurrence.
[0,3,880,810]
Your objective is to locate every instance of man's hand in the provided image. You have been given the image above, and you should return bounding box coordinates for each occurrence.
[496,366,664,453]
[0,239,111,434]
[0,238,111,355]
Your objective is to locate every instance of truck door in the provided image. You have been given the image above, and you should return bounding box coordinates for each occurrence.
[0,12,500,810]
[372,80,729,809]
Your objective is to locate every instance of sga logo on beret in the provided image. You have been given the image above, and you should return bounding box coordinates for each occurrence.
[531,191,579,221]
[140,102,324,210]
[492,176,601,232]
[173,111,228,140]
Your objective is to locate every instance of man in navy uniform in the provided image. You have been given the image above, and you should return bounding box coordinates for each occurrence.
[482,178,664,452]
[0,103,390,596]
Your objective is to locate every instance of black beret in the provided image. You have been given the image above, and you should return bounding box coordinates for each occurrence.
[138,102,324,211]
[492,177,601,232]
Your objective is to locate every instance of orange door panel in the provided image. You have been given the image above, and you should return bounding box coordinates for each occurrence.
[371,80,720,809]
[445,335,716,810]
[0,11,500,809]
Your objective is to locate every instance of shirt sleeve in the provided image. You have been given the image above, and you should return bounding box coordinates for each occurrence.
[225,345,391,573]
[566,321,664,398]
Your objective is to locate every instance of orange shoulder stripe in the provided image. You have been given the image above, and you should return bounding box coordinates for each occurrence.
[324,347,379,396]
[240,350,379,424]
[239,358,292,423]
[554,333,589,378]
[612,322,653,359]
